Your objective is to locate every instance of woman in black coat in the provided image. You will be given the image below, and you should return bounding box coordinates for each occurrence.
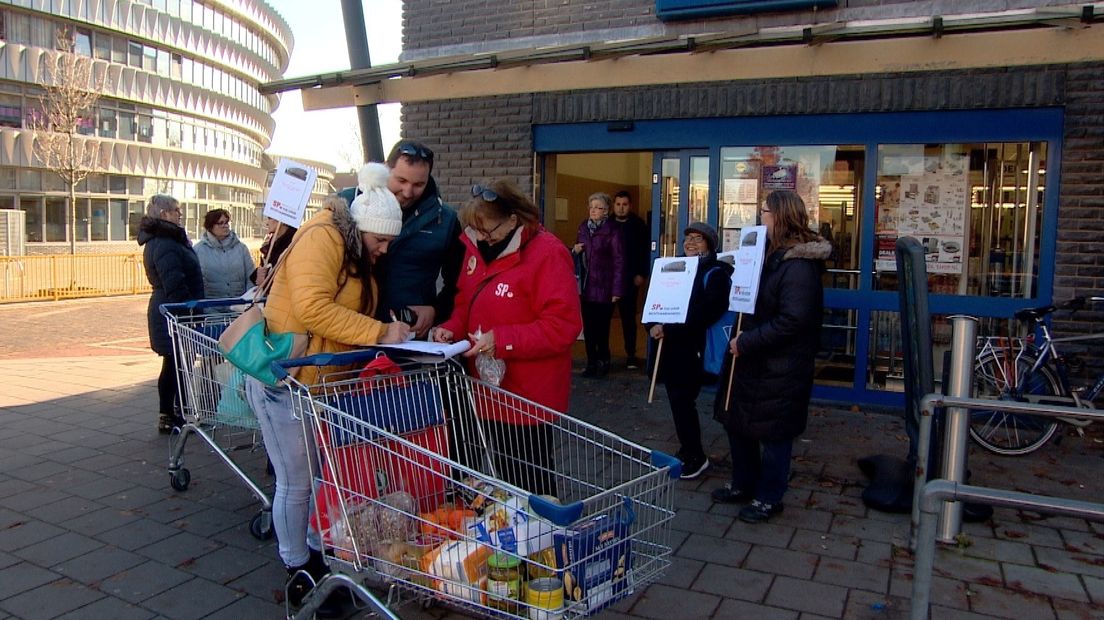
[137,194,203,433]
[712,190,831,523]
[648,222,732,481]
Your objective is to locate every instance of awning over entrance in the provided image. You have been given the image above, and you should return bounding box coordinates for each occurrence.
[260,5,1104,109]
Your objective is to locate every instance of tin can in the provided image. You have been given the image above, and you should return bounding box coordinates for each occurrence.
[525,577,564,620]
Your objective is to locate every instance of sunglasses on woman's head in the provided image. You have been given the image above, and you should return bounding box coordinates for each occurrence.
[471,184,498,202]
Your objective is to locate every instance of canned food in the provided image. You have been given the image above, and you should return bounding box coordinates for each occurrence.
[526,577,564,620]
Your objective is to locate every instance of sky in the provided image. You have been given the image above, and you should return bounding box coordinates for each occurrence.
[265,0,403,172]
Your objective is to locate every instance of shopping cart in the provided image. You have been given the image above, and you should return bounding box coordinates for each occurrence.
[273,348,680,620]
[160,299,273,540]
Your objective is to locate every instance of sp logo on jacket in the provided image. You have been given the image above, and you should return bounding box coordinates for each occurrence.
[495,283,514,298]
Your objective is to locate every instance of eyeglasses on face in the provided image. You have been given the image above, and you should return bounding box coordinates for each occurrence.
[684,234,705,243]
[397,143,434,163]
[216,219,230,225]
[477,218,509,238]
[471,184,498,202]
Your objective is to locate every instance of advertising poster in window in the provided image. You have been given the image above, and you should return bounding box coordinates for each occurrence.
[875,152,968,273]
[721,160,760,235]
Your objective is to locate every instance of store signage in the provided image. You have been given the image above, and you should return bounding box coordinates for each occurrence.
[656,0,837,21]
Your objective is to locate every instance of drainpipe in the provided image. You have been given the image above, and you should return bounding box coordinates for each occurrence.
[340,0,385,163]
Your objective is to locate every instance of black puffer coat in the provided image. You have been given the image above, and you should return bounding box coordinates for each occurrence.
[715,238,831,441]
[138,217,203,356]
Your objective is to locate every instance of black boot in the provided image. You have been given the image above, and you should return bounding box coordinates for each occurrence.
[286,549,346,618]
[582,362,598,378]
[596,360,610,377]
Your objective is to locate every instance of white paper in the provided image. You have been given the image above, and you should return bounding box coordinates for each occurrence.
[729,225,768,314]
[377,340,472,360]
[264,158,316,228]
[641,256,700,324]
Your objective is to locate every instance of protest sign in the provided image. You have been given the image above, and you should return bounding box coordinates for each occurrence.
[263,158,316,228]
[728,225,767,314]
[641,256,700,324]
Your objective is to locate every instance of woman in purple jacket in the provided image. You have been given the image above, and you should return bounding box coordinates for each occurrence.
[572,192,625,378]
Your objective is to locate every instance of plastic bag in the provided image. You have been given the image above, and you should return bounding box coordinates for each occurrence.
[476,352,506,386]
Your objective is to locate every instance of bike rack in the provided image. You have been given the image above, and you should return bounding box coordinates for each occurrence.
[911,479,1104,620]
[910,393,1104,618]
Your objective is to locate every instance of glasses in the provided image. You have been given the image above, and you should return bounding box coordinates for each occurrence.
[397,142,434,163]
[684,234,705,243]
[589,204,609,211]
[216,219,230,226]
[478,218,509,238]
[471,184,498,202]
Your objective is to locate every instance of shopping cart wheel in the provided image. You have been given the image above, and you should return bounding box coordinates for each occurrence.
[250,510,274,540]
[169,468,191,492]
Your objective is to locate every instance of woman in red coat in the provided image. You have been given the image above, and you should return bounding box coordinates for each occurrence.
[433,179,582,496]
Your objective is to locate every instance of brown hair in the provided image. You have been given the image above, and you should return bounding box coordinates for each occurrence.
[203,208,230,233]
[461,179,540,232]
[764,190,818,254]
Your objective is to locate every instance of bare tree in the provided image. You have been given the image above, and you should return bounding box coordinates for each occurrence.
[30,28,109,255]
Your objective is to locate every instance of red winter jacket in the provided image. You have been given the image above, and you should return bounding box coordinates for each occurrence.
[439,225,583,422]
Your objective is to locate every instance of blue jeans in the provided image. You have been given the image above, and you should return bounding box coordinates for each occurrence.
[727,431,794,505]
[245,376,320,567]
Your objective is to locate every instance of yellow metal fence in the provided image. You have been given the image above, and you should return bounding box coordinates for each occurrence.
[0,249,265,303]
[0,254,152,303]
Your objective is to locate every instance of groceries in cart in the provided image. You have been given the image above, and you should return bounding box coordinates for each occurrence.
[276,349,678,620]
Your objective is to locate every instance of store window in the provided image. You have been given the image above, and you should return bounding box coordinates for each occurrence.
[109,199,127,240]
[74,199,89,242]
[90,198,108,241]
[0,93,21,127]
[719,145,864,287]
[44,197,66,242]
[20,197,42,242]
[873,142,1047,299]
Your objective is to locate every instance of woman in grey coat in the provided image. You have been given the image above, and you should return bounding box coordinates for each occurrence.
[194,209,255,300]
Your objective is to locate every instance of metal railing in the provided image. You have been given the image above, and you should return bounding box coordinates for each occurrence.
[0,249,264,304]
[0,253,150,303]
[909,391,1104,618]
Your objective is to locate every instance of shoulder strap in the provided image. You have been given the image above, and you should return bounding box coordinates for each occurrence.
[702,264,722,288]
[256,229,305,299]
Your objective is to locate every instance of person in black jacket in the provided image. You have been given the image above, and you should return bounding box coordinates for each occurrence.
[137,194,203,434]
[649,222,733,480]
[712,190,831,523]
[613,191,650,370]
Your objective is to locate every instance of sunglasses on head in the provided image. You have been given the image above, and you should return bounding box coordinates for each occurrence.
[471,184,498,202]
[397,143,434,163]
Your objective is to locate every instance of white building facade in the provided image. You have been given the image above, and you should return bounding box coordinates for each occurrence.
[0,0,293,253]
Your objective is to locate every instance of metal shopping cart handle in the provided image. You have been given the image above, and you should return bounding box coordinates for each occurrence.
[271,348,392,381]
[159,297,255,317]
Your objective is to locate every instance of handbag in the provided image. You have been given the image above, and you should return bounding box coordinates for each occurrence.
[218,234,308,386]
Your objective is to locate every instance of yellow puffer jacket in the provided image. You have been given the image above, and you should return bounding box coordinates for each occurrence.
[264,204,386,386]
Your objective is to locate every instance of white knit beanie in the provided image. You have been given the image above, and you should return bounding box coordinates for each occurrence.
[349,163,402,236]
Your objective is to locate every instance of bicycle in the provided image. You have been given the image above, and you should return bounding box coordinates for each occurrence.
[969,296,1104,456]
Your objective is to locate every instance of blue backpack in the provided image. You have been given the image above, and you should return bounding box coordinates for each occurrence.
[703,267,736,376]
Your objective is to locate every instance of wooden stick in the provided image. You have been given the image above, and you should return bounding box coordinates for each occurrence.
[724,313,744,411]
[647,337,664,404]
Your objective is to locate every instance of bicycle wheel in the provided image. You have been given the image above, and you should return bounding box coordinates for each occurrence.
[969,353,1062,455]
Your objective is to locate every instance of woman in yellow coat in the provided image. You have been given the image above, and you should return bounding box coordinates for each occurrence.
[244,163,410,614]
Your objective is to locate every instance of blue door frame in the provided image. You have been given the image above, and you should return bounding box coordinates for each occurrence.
[535,108,1065,407]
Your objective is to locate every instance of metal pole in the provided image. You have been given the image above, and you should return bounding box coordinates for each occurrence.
[340,0,385,163]
[936,315,977,542]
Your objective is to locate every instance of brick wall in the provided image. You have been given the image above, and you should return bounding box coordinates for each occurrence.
[1051,64,1104,374]
[403,0,1078,54]
[403,95,535,205]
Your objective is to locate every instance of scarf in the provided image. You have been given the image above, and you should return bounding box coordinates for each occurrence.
[477,226,520,264]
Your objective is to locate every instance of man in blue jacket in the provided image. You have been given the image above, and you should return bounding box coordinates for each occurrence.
[340,140,463,337]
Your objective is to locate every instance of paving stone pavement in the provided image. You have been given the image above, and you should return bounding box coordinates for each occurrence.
[0,299,1102,619]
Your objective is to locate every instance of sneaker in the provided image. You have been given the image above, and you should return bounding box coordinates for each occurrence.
[626,357,640,370]
[738,499,784,523]
[679,455,710,480]
[711,483,754,504]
